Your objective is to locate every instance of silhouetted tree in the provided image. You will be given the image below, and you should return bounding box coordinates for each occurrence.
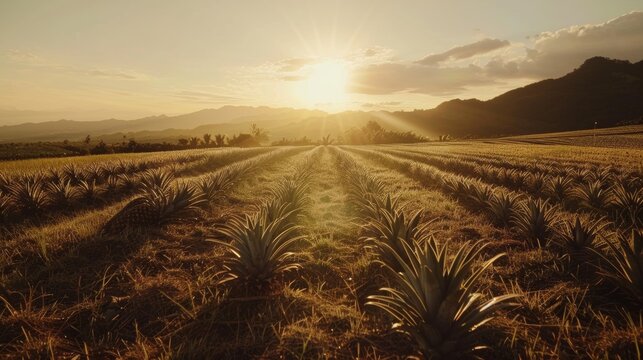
[203,133,212,145]
[91,140,111,154]
[228,133,259,147]
[214,134,226,147]
[344,120,425,144]
[127,139,138,151]
[189,137,201,147]
[251,123,269,144]
[320,134,333,145]
[84,135,91,144]
[178,138,189,146]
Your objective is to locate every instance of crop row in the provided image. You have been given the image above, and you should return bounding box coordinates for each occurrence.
[330,147,518,358]
[0,148,273,227]
[392,146,640,181]
[379,148,642,229]
[411,144,640,174]
[100,147,306,235]
[348,147,643,306]
[209,147,321,292]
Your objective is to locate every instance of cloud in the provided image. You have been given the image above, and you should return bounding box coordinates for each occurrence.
[275,57,317,72]
[350,62,495,95]
[5,49,148,80]
[488,11,643,78]
[170,90,243,103]
[350,11,643,95]
[86,69,145,80]
[416,38,510,65]
[6,49,45,64]
[361,101,402,109]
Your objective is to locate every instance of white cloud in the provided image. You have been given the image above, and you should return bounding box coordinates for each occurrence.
[489,11,643,78]
[350,11,643,95]
[416,38,510,65]
[5,49,149,80]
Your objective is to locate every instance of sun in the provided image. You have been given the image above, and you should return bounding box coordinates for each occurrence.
[303,60,349,105]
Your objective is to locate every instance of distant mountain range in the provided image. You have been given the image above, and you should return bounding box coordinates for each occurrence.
[1,56,641,143]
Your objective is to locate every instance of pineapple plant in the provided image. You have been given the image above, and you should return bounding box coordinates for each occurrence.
[367,237,518,359]
[212,211,304,291]
[62,164,83,185]
[365,209,429,270]
[362,194,401,221]
[486,192,520,227]
[598,230,643,304]
[77,179,102,203]
[197,172,234,205]
[546,176,574,205]
[611,181,643,229]
[102,182,206,234]
[0,194,13,222]
[118,173,138,192]
[468,182,494,207]
[0,173,11,194]
[554,216,608,253]
[47,180,78,208]
[106,175,119,192]
[140,169,174,193]
[8,177,50,213]
[511,198,560,248]
[527,172,548,194]
[572,180,612,211]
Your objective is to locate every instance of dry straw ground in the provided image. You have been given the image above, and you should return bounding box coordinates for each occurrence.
[0,135,641,359]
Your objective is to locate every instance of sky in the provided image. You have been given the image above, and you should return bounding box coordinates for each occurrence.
[1,0,642,123]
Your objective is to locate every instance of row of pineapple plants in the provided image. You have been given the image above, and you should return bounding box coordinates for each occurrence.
[350,147,643,307]
[0,148,270,225]
[332,147,519,359]
[100,147,304,234]
[210,148,321,294]
[399,146,637,181]
[380,148,642,229]
[386,147,638,192]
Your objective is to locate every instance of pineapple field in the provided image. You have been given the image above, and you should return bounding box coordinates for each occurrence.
[0,142,641,359]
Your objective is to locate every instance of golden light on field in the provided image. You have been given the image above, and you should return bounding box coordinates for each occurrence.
[302,60,349,105]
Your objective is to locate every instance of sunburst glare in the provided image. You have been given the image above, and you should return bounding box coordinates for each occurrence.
[302,60,349,106]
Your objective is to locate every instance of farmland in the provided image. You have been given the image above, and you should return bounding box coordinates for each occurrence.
[0,141,641,359]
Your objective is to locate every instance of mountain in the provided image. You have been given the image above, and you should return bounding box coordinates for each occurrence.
[1,57,641,142]
[398,56,643,137]
[0,106,326,142]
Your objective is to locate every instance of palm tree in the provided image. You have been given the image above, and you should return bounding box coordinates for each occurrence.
[189,137,201,147]
[214,134,226,147]
[203,133,212,145]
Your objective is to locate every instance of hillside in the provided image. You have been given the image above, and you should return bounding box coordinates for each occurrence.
[1,57,642,142]
[396,57,643,136]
